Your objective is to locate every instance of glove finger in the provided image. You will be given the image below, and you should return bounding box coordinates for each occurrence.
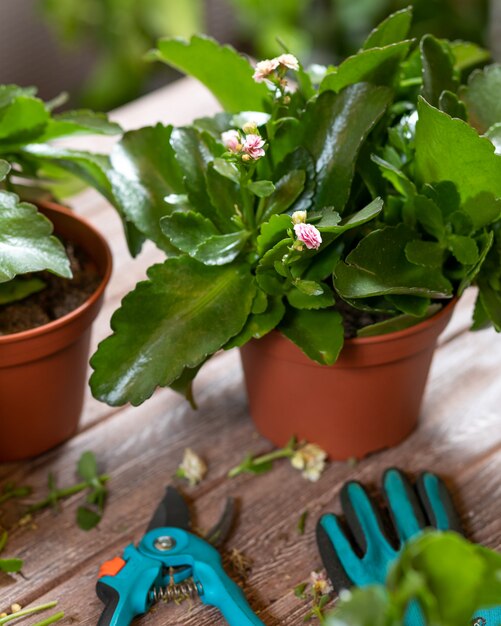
[416,472,463,533]
[341,481,395,555]
[383,468,427,544]
[316,514,355,591]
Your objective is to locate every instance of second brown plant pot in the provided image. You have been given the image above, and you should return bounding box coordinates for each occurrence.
[240,301,456,460]
[0,202,112,462]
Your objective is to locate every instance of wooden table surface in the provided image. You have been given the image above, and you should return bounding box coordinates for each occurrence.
[1,78,501,625]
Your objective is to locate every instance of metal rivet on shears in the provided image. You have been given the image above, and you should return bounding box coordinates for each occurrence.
[154,536,176,551]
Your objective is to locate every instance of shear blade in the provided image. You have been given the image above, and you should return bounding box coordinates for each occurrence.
[205,497,236,547]
[147,486,191,532]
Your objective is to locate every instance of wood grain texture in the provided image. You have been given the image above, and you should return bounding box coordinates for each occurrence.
[1,78,501,625]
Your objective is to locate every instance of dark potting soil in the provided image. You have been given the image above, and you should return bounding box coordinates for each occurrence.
[0,241,101,336]
[335,299,391,339]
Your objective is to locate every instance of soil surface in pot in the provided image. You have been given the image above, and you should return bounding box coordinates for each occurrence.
[0,241,101,335]
[335,299,390,338]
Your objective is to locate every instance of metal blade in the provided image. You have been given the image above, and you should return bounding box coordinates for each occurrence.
[146,486,191,532]
[205,497,236,547]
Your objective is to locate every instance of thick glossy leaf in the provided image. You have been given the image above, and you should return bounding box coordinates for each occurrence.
[0,159,10,181]
[287,284,335,309]
[320,41,413,93]
[414,195,445,239]
[420,35,457,107]
[0,85,37,108]
[149,35,268,112]
[357,304,441,337]
[371,155,416,197]
[259,170,306,222]
[405,240,444,268]
[205,163,243,232]
[458,232,494,294]
[0,277,46,305]
[327,586,390,626]
[303,85,392,212]
[224,296,285,349]
[363,7,412,49]
[478,280,501,331]
[20,144,145,256]
[316,198,383,234]
[160,211,218,254]
[212,158,239,183]
[448,234,479,265]
[386,294,432,316]
[304,244,343,281]
[459,64,501,133]
[451,41,491,72]
[90,257,256,406]
[438,90,467,120]
[193,231,250,265]
[109,124,185,252]
[0,95,49,143]
[38,110,122,141]
[257,214,291,255]
[170,127,215,221]
[279,308,344,365]
[415,97,501,202]
[0,191,71,282]
[256,239,291,295]
[248,180,275,198]
[334,225,453,299]
[170,361,206,409]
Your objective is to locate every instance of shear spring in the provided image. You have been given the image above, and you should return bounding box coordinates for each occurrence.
[151,578,201,604]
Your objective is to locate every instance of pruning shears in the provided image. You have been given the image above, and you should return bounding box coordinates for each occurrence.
[96,486,265,626]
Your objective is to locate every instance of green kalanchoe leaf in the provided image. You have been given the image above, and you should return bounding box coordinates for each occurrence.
[193,231,250,265]
[420,35,458,108]
[38,110,122,141]
[205,163,244,232]
[224,296,285,349]
[357,305,441,338]
[362,7,413,50]
[257,214,292,256]
[303,84,393,212]
[316,198,384,234]
[148,35,268,113]
[90,257,256,406]
[160,211,219,255]
[438,90,467,120]
[334,225,453,299]
[0,277,46,305]
[320,41,413,93]
[0,95,49,144]
[279,308,344,366]
[0,191,71,282]
[0,159,10,180]
[287,284,335,309]
[108,124,185,252]
[415,97,501,203]
[459,64,501,134]
[405,240,444,268]
[247,180,275,198]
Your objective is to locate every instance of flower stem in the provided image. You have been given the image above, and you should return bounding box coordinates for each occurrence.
[228,437,296,477]
[0,486,32,506]
[26,475,109,513]
[33,612,65,626]
[0,602,57,625]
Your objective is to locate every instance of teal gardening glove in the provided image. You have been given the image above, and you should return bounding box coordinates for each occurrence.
[316,469,501,626]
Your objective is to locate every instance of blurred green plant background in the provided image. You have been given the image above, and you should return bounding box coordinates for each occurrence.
[0,0,496,110]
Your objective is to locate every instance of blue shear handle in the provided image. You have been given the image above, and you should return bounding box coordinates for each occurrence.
[197,559,265,626]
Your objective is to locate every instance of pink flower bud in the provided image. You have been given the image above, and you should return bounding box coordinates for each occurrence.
[221,129,241,153]
[253,58,279,83]
[293,223,322,250]
[242,134,266,160]
[276,53,300,71]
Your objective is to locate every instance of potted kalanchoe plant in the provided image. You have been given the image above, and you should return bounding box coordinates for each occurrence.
[52,8,501,459]
[0,86,120,461]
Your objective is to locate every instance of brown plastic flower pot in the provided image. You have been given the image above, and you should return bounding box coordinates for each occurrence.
[240,301,456,460]
[0,201,112,462]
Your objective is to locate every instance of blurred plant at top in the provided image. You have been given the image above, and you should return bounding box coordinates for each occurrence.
[38,0,203,110]
[0,85,120,305]
[227,0,490,64]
